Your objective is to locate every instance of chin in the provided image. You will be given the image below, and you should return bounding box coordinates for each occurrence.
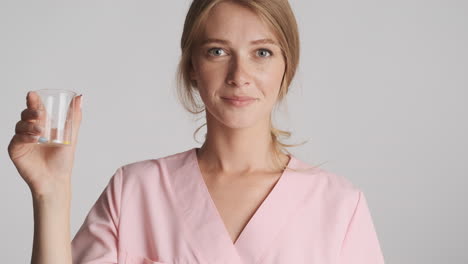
[221,118,259,129]
[206,106,264,129]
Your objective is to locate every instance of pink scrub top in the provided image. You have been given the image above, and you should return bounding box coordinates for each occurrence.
[71,147,385,264]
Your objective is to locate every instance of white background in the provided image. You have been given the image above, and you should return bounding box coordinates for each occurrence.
[1,0,467,263]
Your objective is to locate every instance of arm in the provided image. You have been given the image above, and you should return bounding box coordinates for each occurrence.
[339,190,385,264]
[71,168,122,263]
[31,186,72,264]
[7,92,83,264]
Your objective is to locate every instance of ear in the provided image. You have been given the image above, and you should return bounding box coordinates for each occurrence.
[190,71,197,81]
[189,62,198,88]
[189,62,197,81]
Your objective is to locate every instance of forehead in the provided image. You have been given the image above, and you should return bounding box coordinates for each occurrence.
[200,1,279,44]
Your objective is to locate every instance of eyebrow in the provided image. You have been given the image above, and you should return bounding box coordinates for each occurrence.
[200,38,279,46]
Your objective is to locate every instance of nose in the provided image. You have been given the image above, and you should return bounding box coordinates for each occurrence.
[226,54,251,87]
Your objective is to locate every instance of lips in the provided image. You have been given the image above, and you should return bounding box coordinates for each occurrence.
[221,96,256,101]
[221,96,257,107]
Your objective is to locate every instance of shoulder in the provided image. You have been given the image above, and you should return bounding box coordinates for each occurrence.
[112,148,194,185]
[291,156,363,208]
[292,156,360,193]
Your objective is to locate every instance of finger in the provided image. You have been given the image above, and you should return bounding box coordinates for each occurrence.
[8,134,40,160]
[20,108,45,122]
[11,133,40,145]
[69,95,83,148]
[15,120,43,135]
[60,94,82,147]
[26,91,45,110]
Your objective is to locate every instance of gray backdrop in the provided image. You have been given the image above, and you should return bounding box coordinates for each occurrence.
[1,0,467,263]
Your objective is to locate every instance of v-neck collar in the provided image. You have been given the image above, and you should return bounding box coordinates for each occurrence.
[171,147,314,264]
[192,147,294,246]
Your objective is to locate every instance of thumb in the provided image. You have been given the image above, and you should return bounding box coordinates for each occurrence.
[26,91,45,110]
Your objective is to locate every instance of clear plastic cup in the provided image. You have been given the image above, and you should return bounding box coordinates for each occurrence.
[34,89,77,146]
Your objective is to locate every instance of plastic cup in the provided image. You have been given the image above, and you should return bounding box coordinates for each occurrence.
[34,89,77,146]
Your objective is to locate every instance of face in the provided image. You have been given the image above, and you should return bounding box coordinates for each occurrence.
[190,1,286,129]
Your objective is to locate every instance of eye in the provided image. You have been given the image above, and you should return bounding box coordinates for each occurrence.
[257,49,273,58]
[208,48,226,56]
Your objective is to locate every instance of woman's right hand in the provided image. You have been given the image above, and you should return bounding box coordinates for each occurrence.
[7,91,83,199]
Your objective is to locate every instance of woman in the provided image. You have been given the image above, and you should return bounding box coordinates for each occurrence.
[8,0,385,263]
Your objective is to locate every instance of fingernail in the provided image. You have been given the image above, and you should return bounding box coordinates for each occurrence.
[79,95,83,110]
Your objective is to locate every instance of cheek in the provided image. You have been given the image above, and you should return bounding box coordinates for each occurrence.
[194,62,226,101]
[197,59,223,78]
[194,57,285,96]
[256,62,285,96]
[197,64,227,93]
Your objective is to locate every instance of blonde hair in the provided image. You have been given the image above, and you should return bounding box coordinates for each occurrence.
[175,0,312,173]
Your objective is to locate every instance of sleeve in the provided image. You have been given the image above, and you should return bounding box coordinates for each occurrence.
[339,190,385,264]
[71,167,123,264]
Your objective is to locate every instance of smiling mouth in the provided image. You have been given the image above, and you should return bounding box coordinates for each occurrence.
[221,97,257,107]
